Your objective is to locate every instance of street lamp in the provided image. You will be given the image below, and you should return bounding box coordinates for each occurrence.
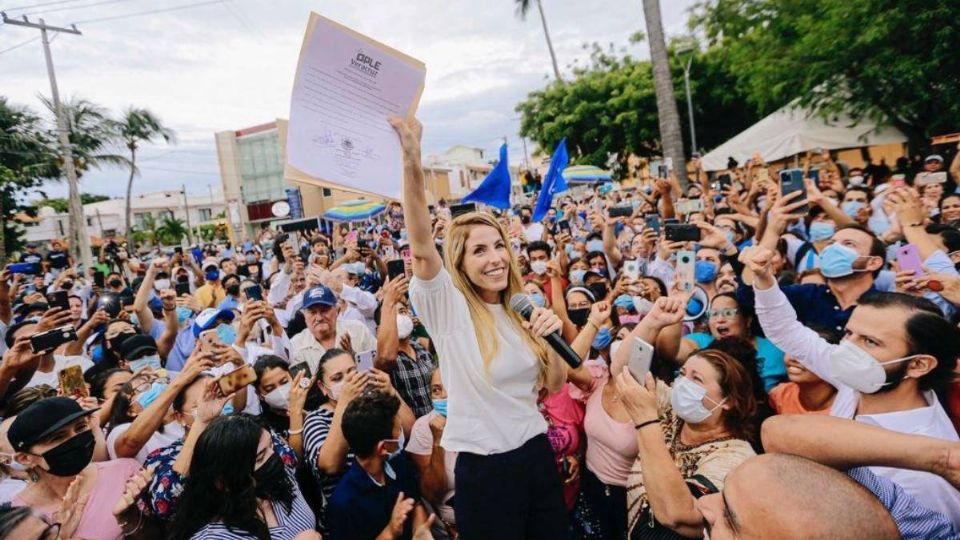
[675,45,698,155]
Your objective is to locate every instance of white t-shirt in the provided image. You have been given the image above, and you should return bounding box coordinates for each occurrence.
[106,421,185,464]
[0,477,26,504]
[523,222,545,243]
[26,355,93,389]
[409,267,546,455]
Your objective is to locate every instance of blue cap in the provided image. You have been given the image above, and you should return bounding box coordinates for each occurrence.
[302,285,337,310]
[192,307,235,337]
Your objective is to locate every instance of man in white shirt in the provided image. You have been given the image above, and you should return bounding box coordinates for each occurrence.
[290,285,376,375]
[741,244,960,527]
[519,206,544,243]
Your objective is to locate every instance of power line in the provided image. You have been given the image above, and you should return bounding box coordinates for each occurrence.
[0,34,38,53]
[71,0,224,24]
[0,0,88,13]
[19,0,137,17]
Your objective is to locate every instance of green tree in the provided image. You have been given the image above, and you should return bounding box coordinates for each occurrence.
[642,0,688,185]
[35,193,111,213]
[0,98,58,263]
[156,215,188,246]
[116,108,175,244]
[514,0,563,83]
[691,0,960,151]
[516,42,758,172]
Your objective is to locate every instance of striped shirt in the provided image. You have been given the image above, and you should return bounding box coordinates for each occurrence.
[187,469,315,539]
[848,467,958,539]
[303,406,355,529]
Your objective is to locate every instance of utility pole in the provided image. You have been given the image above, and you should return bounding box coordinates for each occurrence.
[521,137,531,168]
[180,184,194,245]
[2,13,92,271]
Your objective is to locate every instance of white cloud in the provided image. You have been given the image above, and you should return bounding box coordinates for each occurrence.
[1,0,696,200]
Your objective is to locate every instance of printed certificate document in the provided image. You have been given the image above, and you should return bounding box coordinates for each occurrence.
[286,13,426,200]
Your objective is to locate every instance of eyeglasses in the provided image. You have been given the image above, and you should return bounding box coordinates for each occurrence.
[708,308,739,318]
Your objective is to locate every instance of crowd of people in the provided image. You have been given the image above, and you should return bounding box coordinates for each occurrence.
[2,119,960,540]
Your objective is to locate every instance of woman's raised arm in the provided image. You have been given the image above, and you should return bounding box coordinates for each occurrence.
[389,116,443,281]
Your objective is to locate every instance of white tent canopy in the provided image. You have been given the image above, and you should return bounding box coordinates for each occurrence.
[700,104,907,172]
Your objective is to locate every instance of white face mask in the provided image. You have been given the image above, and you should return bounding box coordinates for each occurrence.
[263,381,291,411]
[632,296,655,316]
[530,260,548,276]
[670,376,725,424]
[154,279,170,292]
[828,340,919,394]
[396,314,414,340]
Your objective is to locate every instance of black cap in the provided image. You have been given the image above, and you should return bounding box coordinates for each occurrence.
[4,317,39,349]
[8,397,97,452]
[116,334,158,360]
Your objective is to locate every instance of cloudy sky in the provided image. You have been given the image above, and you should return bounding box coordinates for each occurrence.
[1,0,696,201]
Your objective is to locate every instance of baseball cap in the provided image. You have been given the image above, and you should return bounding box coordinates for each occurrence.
[925,154,944,163]
[8,397,98,451]
[116,334,158,360]
[192,307,235,337]
[302,285,337,310]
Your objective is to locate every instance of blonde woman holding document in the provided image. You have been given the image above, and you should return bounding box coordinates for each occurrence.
[389,115,570,540]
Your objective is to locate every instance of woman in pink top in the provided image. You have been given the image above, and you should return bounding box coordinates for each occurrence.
[566,302,641,538]
[8,397,141,540]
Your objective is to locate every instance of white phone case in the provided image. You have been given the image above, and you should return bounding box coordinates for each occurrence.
[628,337,654,382]
[677,250,695,293]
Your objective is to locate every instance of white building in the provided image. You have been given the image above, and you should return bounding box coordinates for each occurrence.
[21,189,226,246]
[425,145,526,201]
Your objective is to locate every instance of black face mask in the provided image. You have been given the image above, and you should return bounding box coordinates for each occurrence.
[176,274,189,283]
[225,284,240,296]
[62,281,74,290]
[108,279,123,288]
[253,453,294,505]
[520,215,531,225]
[568,308,590,327]
[38,429,95,477]
[108,332,135,354]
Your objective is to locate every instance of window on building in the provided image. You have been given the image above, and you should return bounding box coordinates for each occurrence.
[158,210,174,220]
[134,212,150,228]
[86,218,93,227]
[322,188,332,197]
[236,131,286,204]
[198,208,212,221]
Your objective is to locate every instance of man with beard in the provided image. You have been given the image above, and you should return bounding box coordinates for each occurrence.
[740,244,960,527]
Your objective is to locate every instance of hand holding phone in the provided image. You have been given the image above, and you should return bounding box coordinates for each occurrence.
[896,244,925,277]
[216,364,257,396]
[58,364,89,398]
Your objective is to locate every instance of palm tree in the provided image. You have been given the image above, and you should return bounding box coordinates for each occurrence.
[157,215,188,246]
[40,96,129,255]
[514,0,563,83]
[116,108,175,243]
[641,0,688,186]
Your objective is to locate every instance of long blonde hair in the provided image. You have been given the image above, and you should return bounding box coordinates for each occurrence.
[443,212,549,374]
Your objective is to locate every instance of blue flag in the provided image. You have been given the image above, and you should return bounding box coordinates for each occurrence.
[462,144,511,209]
[532,138,569,221]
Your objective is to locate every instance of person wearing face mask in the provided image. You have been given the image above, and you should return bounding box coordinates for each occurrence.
[253,356,311,459]
[524,280,549,309]
[132,257,181,358]
[3,311,92,390]
[406,368,458,539]
[217,274,243,312]
[9,397,141,540]
[194,264,225,309]
[238,249,263,281]
[167,415,317,540]
[523,241,568,302]
[558,287,595,342]
[105,272,130,295]
[377,275,436,417]
[519,205,545,243]
[302,348,414,532]
[165,307,236,372]
[105,348,217,463]
[742,191,886,334]
[328,390,435,540]
[742,244,960,526]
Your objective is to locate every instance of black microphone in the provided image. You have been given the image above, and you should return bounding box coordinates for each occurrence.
[509,293,583,369]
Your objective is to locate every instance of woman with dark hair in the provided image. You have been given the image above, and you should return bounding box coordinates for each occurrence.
[612,297,758,539]
[90,368,132,426]
[939,193,960,226]
[168,415,316,540]
[0,506,60,540]
[253,355,311,457]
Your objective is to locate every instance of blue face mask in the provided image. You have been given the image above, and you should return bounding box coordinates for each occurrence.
[613,294,634,310]
[570,269,586,286]
[724,230,736,245]
[136,382,167,409]
[592,327,613,350]
[175,306,193,325]
[432,398,448,417]
[695,260,718,283]
[586,240,604,253]
[91,344,104,363]
[129,354,162,373]
[221,402,234,416]
[842,201,866,219]
[130,314,139,328]
[216,323,237,346]
[529,293,546,308]
[809,221,836,242]
[820,243,868,279]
